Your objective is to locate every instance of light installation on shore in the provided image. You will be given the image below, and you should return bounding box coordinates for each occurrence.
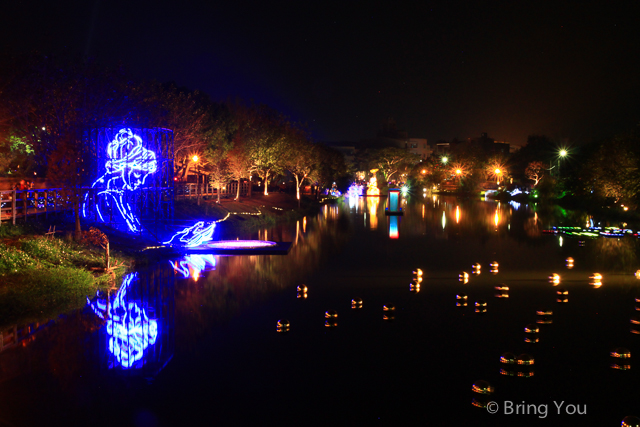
[163,221,216,247]
[82,128,158,232]
[87,273,158,369]
[367,170,380,196]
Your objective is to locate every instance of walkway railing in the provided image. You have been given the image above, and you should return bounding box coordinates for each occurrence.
[0,189,73,225]
[175,181,251,199]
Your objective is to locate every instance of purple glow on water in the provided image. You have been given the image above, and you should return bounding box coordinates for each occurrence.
[199,240,278,249]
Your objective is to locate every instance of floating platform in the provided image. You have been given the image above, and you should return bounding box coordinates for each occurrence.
[183,240,293,255]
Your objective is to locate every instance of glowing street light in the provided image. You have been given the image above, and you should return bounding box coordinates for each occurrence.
[441,156,449,165]
[558,149,568,178]
[494,168,502,185]
[192,155,201,205]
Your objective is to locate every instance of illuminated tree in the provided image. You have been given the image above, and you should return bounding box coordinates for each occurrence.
[581,134,640,206]
[372,147,420,182]
[525,161,546,186]
[309,144,348,196]
[283,127,315,207]
[233,104,289,195]
[226,140,252,200]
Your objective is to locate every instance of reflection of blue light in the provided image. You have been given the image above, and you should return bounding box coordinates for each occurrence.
[82,128,158,233]
[509,200,521,210]
[389,216,399,239]
[170,254,217,278]
[87,273,158,369]
[163,221,216,247]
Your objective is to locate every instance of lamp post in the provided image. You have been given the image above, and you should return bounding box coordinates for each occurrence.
[494,168,502,186]
[558,149,568,178]
[192,155,200,206]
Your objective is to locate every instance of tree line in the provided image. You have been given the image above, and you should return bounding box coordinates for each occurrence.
[0,54,350,206]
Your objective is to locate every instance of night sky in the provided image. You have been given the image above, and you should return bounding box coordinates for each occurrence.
[2,0,640,146]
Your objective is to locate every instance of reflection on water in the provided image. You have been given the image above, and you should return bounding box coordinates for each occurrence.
[170,254,217,280]
[4,194,640,425]
[88,273,158,369]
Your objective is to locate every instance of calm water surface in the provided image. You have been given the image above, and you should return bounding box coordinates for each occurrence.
[1,194,639,426]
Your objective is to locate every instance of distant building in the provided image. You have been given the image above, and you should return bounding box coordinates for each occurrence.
[467,132,510,156]
[376,118,430,159]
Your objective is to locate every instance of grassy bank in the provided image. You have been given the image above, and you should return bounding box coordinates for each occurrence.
[0,225,130,328]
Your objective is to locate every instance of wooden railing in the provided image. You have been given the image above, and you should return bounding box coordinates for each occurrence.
[0,189,73,225]
[175,181,251,199]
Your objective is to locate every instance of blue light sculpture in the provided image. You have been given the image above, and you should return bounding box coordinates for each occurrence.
[83,128,160,233]
[163,221,216,247]
[87,273,158,369]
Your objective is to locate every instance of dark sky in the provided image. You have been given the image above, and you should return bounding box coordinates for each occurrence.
[2,0,640,146]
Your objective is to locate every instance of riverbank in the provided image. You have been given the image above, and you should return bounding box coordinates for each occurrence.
[0,225,130,328]
[174,192,324,239]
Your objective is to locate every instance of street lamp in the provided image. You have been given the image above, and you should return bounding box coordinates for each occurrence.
[558,149,568,178]
[441,156,449,165]
[192,155,200,206]
[494,168,502,185]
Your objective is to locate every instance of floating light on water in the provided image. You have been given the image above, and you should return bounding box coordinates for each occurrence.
[536,309,553,316]
[631,315,640,325]
[456,302,468,307]
[490,261,499,274]
[297,285,308,293]
[566,257,574,268]
[557,288,568,295]
[495,285,509,291]
[325,310,338,319]
[622,416,640,427]
[590,273,603,281]
[475,307,487,314]
[500,352,516,364]
[517,354,535,365]
[524,324,539,334]
[471,380,494,394]
[475,300,487,307]
[610,347,631,358]
[524,336,539,343]
[297,291,307,299]
[537,317,553,325]
[351,298,363,309]
[413,268,423,277]
[383,314,395,321]
[456,293,468,300]
[631,327,640,335]
[277,319,290,333]
[383,304,395,311]
[636,270,640,279]
[325,319,338,328]
[459,272,469,283]
[409,282,421,292]
[611,363,631,370]
[494,292,509,298]
[549,273,560,285]
[557,297,568,303]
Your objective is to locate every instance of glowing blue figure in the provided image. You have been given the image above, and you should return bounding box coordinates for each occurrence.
[163,221,216,247]
[170,254,217,279]
[83,128,158,232]
[87,273,158,369]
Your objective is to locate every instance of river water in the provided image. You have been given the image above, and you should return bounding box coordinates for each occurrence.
[1,194,639,426]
